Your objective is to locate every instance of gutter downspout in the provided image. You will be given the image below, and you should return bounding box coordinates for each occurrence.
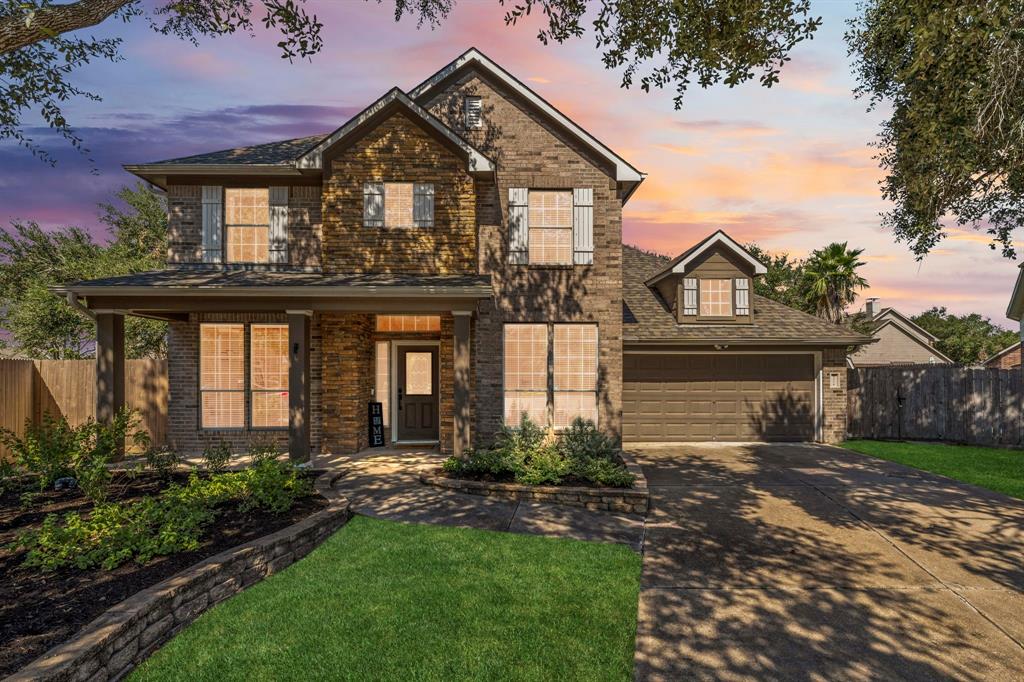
[66,292,95,321]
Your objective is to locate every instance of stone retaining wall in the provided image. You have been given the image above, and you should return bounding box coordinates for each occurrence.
[6,490,350,682]
[420,453,649,515]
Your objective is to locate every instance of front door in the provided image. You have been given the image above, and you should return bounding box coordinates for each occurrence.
[396,346,439,442]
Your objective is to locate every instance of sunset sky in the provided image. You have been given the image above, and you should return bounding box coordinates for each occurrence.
[0,0,1017,325]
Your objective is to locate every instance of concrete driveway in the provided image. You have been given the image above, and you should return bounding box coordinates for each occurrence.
[631,442,1024,681]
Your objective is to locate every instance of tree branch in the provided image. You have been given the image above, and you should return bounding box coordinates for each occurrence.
[0,0,130,54]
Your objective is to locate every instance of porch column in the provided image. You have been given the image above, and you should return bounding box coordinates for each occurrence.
[453,311,472,458]
[288,310,311,462]
[95,311,125,424]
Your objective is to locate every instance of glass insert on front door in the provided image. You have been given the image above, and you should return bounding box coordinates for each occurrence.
[405,352,433,395]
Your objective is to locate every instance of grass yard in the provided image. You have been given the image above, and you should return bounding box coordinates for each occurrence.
[842,440,1024,499]
[131,516,641,681]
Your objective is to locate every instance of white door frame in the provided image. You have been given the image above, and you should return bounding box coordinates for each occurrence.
[389,340,442,445]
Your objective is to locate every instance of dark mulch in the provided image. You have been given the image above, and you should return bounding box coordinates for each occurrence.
[0,471,328,677]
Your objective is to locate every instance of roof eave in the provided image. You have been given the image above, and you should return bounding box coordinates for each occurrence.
[53,284,495,299]
[622,337,873,347]
[1007,264,1024,321]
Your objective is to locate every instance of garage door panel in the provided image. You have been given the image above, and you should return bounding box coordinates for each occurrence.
[623,353,815,442]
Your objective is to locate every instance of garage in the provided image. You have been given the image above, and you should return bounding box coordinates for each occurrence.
[622,353,817,442]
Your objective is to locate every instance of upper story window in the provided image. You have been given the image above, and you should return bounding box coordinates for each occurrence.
[225,188,270,263]
[699,279,732,317]
[363,182,434,228]
[508,187,593,266]
[527,190,573,265]
[376,315,441,332]
[464,96,482,129]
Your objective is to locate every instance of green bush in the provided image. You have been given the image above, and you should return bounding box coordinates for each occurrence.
[202,438,232,473]
[0,413,80,489]
[247,437,281,465]
[145,446,180,481]
[14,461,312,571]
[441,415,634,488]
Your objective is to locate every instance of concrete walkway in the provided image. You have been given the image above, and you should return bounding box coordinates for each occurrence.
[631,442,1024,681]
[316,447,646,549]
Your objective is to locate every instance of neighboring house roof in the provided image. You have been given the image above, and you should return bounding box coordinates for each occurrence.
[409,47,645,188]
[1007,263,1024,321]
[295,88,494,173]
[985,340,1021,366]
[622,246,872,346]
[55,270,493,299]
[870,307,938,344]
[850,318,955,366]
[644,230,767,286]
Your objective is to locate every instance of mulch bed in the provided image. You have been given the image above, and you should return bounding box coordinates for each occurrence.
[0,471,328,677]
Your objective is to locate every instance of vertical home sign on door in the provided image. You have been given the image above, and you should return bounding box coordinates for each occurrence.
[368,402,385,447]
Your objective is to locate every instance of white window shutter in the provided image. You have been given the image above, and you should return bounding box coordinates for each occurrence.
[682,278,698,316]
[735,278,750,315]
[572,188,593,265]
[268,186,289,263]
[363,182,384,227]
[413,183,434,227]
[201,186,222,263]
[508,187,529,264]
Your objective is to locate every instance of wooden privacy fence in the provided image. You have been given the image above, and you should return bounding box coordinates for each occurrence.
[0,358,167,461]
[848,365,1024,446]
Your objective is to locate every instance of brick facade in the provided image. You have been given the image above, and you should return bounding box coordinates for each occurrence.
[321,112,477,275]
[985,344,1021,369]
[822,347,848,444]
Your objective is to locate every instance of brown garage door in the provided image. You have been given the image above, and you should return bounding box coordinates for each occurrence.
[623,353,816,442]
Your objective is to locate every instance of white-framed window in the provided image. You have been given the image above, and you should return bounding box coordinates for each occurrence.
[250,324,289,428]
[527,190,573,265]
[464,95,482,129]
[225,188,270,263]
[503,324,548,425]
[363,182,434,228]
[200,324,245,429]
[503,322,599,428]
[699,278,733,317]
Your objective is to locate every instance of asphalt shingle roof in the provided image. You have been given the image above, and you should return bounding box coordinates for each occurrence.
[61,269,491,291]
[144,134,327,166]
[623,245,872,346]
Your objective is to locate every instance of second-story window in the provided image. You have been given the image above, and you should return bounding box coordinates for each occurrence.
[699,279,733,317]
[225,188,270,263]
[363,182,434,228]
[527,190,572,265]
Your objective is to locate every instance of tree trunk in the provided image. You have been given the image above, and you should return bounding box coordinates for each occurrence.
[0,0,130,54]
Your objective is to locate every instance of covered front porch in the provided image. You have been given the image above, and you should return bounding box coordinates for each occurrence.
[55,270,491,460]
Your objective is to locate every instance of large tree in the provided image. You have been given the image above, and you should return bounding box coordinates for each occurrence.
[801,242,868,324]
[911,307,1018,366]
[847,1,1024,259]
[0,183,167,358]
[1,0,821,163]
[743,243,811,313]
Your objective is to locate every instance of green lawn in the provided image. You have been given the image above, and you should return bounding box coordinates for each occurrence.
[842,440,1024,499]
[131,516,641,681]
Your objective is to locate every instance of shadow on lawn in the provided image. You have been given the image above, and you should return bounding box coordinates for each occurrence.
[629,442,1024,680]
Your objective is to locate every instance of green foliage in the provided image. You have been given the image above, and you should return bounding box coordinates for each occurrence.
[202,438,233,474]
[15,461,312,571]
[144,446,180,481]
[0,456,16,493]
[847,1,1024,259]
[802,243,868,324]
[247,437,281,465]
[744,243,813,314]
[0,413,79,488]
[0,184,168,359]
[910,307,1018,366]
[443,415,634,488]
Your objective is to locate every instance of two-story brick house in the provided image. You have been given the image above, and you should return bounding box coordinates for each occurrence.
[57,49,869,457]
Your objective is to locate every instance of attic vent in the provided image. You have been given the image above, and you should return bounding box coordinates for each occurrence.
[464,96,482,129]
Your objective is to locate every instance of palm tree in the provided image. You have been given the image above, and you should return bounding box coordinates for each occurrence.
[801,242,868,324]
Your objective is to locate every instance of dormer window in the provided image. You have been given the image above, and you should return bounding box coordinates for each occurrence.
[464,96,482,129]
[699,279,732,317]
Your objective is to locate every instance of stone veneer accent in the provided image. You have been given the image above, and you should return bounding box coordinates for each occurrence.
[823,347,848,444]
[166,312,322,456]
[321,112,477,275]
[420,452,649,515]
[6,484,350,682]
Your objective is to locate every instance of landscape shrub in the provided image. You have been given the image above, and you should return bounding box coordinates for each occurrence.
[442,415,634,488]
[0,414,80,489]
[145,445,180,481]
[15,463,312,571]
[247,437,280,464]
[202,438,232,473]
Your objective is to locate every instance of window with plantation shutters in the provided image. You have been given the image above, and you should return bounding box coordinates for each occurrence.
[251,324,289,428]
[200,324,244,429]
[682,278,698,316]
[528,190,572,265]
[735,278,750,316]
[225,188,270,263]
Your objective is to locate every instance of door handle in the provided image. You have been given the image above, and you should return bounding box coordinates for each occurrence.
[398,387,403,411]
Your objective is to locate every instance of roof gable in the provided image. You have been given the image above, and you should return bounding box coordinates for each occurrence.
[296,88,493,174]
[409,47,644,185]
[645,230,767,286]
[868,319,954,363]
[874,308,937,343]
